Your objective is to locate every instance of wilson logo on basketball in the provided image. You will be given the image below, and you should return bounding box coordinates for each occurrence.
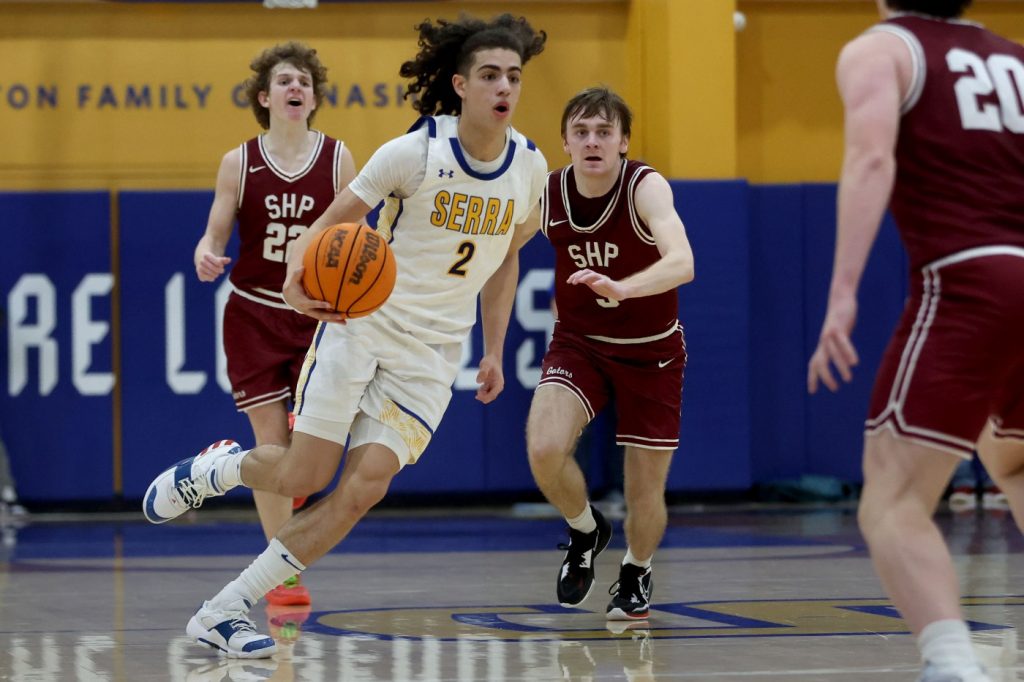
[348,231,381,286]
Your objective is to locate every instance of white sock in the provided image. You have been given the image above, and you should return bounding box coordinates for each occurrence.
[623,548,652,569]
[919,619,980,670]
[217,449,249,488]
[566,505,597,534]
[208,538,306,610]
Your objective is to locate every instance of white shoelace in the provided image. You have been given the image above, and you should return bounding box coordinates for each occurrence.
[226,617,256,633]
[175,478,209,509]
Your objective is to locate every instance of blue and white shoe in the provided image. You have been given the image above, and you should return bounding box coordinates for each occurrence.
[142,440,242,524]
[186,599,277,659]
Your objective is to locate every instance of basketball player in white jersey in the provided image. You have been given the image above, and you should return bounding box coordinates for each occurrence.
[143,14,548,657]
[189,42,355,611]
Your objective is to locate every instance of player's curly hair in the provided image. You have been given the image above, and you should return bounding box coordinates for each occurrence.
[244,42,329,130]
[885,0,972,18]
[400,13,547,116]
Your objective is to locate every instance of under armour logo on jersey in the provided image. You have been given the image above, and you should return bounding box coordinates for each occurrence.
[438,169,454,179]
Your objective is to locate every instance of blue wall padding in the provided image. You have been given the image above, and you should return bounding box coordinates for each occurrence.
[0,182,912,500]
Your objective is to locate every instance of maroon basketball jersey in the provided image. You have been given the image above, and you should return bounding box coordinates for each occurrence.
[231,132,343,306]
[542,159,678,341]
[874,16,1024,269]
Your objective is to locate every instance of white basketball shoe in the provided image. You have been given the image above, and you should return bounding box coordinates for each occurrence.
[143,440,242,524]
[186,598,277,659]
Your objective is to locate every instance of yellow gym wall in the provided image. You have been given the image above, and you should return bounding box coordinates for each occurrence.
[737,0,1024,183]
[2,1,1023,189]
[0,1,631,189]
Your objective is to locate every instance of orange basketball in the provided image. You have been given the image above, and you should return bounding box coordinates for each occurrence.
[301,223,396,318]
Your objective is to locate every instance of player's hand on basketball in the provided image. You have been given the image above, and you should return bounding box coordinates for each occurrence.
[567,269,626,301]
[196,253,231,282]
[282,267,347,324]
[475,354,505,404]
[807,296,859,394]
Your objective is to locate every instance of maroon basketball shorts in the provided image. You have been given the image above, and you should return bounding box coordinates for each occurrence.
[866,247,1024,457]
[223,291,318,412]
[538,325,687,450]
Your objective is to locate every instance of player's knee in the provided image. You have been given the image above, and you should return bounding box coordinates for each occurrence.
[857,493,927,544]
[625,488,665,515]
[857,477,896,539]
[336,475,391,517]
[527,439,566,473]
[856,501,881,540]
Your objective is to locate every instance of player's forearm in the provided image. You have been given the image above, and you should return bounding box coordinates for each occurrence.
[830,149,894,302]
[307,189,371,236]
[618,250,694,299]
[309,199,348,234]
[479,254,519,358]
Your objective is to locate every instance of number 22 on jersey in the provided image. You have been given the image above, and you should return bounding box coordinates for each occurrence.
[263,223,308,263]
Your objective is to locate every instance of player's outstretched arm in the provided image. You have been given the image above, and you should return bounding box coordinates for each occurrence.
[569,172,694,301]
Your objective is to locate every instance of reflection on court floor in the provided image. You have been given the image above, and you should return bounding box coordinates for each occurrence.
[1,506,1023,681]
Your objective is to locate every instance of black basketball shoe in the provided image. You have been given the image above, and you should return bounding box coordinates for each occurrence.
[606,562,653,620]
[556,505,613,607]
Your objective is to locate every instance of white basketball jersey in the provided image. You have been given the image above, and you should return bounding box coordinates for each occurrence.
[375,115,544,345]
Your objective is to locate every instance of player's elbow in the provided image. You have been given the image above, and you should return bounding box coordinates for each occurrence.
[845,143,895,180]
[674,254,695,286]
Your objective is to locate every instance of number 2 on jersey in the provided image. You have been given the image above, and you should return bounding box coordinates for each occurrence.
[948,48,1024,133]
[448,241,475,277]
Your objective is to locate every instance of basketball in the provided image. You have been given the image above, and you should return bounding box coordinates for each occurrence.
[301,223,396,318]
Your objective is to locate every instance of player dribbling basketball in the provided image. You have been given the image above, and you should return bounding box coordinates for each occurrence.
[142,13,549,658]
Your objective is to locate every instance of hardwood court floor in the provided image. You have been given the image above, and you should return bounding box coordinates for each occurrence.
[1,503,1023,681]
